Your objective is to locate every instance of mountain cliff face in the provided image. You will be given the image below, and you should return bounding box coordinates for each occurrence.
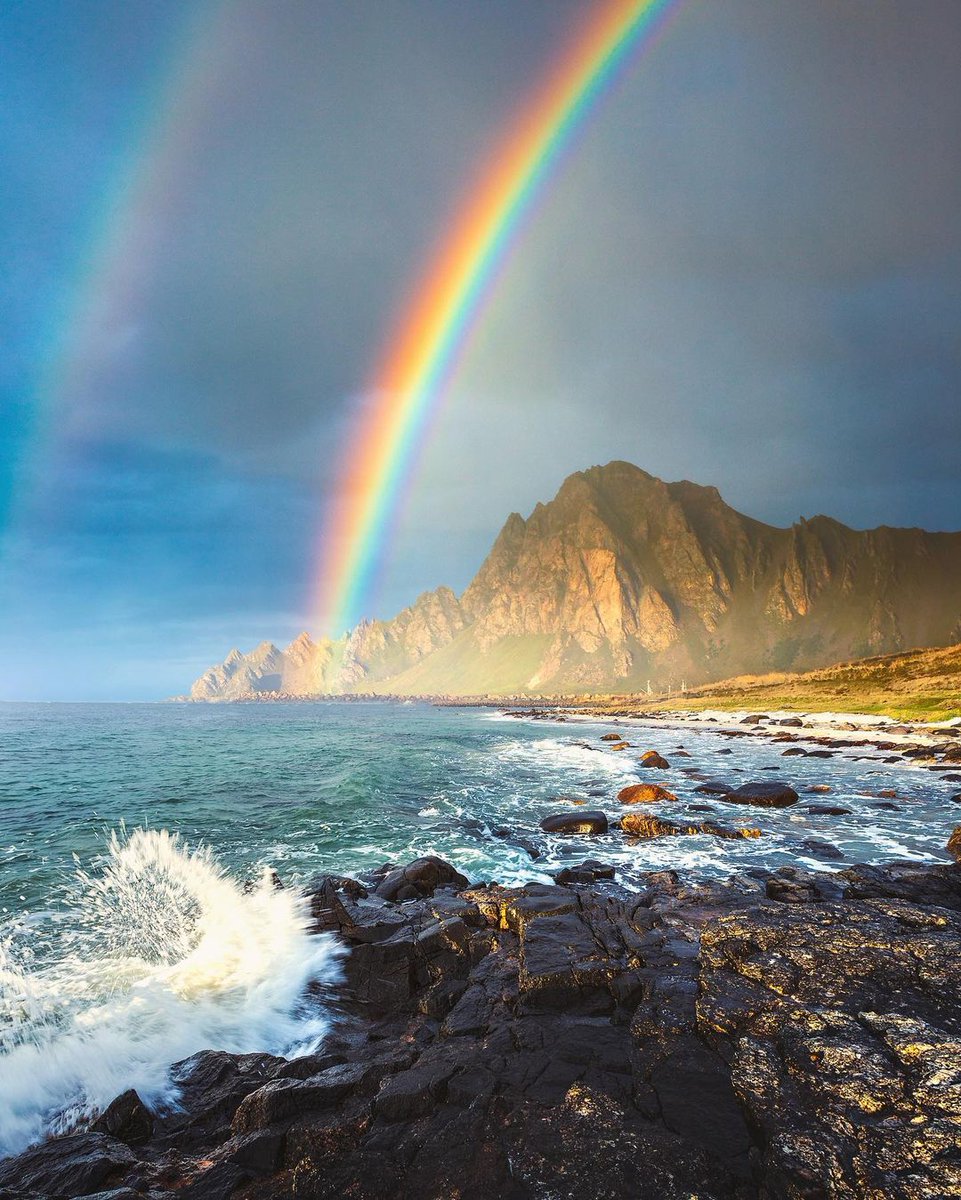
[188,462,961,698]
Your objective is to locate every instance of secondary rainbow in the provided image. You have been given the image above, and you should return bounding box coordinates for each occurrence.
[317,0,679,636]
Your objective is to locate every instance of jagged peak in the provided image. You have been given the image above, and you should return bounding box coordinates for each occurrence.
[285,631,316,653]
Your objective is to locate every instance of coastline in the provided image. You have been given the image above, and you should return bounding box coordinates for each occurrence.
[3,704,961,1197]
[3,846,960,1199]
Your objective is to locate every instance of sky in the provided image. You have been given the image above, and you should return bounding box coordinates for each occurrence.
[1,0,960,701]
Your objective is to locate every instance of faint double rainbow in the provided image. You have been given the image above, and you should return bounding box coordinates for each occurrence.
[316,0,679,637]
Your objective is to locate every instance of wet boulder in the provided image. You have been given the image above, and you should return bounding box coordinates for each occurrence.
[374,856,469,903]
[0,1134,137,1197]
[90,1088,154,1146]
[620,812,760,840]
[726,781,799,808]
[640,751,670,769]
[540,811,609,835]
[948,825,961,862]
[600,732,623,741]
[553,860,616,886]
[617,783,676,805]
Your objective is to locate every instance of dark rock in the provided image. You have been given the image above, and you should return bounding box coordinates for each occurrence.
[948,825,961,862]
[726,781,799,808]
[693,780,732,796]
[639,750,670,769]
[799,837,845,861]
[374,856,469,902]
[540,810,609,835]
[90,1089,153,1146]
[0,1134,137,1197]
[805,804,853,816]
[553,860,615,886]
[781,747,807,756]
[600,732,623,741]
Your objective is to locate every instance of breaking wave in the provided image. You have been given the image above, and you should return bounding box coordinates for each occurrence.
[0,828,341,1157]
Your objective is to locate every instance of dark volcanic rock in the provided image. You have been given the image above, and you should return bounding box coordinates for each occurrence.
[374,855,469,902]
[89,1088,153,1145]
[8,855,961,1200]
[726,780,799,808]
[540,810,609,835]
[0,1133,136,1197]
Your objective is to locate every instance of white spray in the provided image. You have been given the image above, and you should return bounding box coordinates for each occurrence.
[0,828,341,1157]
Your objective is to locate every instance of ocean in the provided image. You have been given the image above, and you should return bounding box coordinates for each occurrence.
[0,699,957,1155]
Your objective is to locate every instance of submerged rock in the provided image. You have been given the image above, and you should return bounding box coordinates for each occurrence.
[694,780,733,796]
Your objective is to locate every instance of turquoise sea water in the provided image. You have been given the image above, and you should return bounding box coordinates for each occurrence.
[2,699,958,920]
[0,699,958,1155]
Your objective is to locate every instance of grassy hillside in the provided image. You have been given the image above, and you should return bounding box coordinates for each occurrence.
[587,643,961,722]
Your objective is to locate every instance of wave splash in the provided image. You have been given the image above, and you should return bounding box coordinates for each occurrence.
[0,828,341,1157]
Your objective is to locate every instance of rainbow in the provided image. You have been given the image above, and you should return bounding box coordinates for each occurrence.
[317,0,679,636]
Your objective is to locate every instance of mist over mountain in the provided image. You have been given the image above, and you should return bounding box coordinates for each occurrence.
[189,462,961,699]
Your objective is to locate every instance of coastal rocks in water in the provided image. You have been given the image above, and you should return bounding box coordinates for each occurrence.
[8,857,961,1199]
[540,811,609,835]
[806,784,832,793]
[725,780,799,808]
[617,783,677,805]
[799,836,845,860]
[639,750,670,769]
[374,856,469,903]
[694,780,733,796]
[90,1089,154,1146]
[491,829,541,860]
[620,811,761,840]
[553,860,616,886]
[600,732,623,740]
[805,804,853,816]
[948,825,961,862]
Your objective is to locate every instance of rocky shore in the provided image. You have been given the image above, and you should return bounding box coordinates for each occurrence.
[3,838,961,1200]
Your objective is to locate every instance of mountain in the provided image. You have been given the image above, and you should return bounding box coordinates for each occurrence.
[187,461,961,699]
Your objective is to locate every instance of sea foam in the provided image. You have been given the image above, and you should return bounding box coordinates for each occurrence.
[0,828,341,1157]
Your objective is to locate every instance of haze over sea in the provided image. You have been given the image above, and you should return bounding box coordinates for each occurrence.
[1,699,958,1155]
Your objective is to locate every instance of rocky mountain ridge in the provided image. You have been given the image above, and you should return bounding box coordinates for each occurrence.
[188,462,961,699]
